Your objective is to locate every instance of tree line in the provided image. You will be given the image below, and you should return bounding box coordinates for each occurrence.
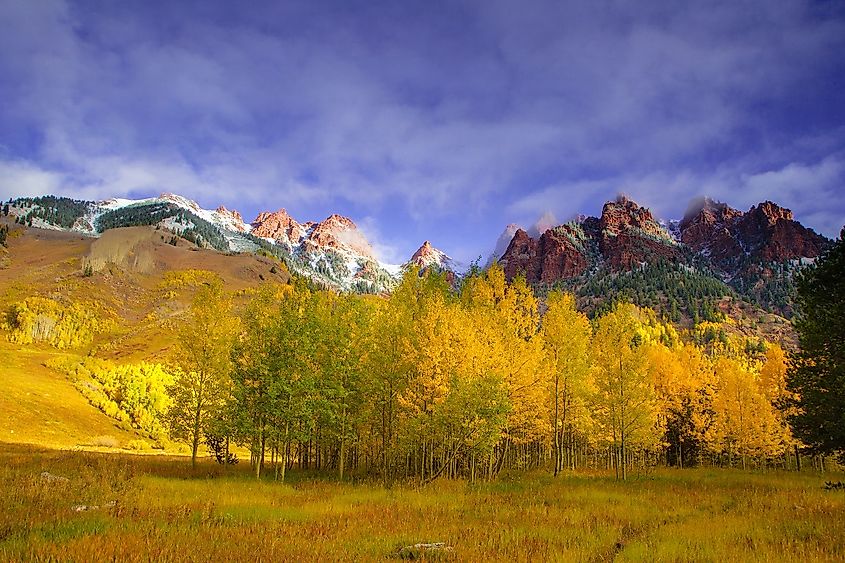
[168,263,802,483]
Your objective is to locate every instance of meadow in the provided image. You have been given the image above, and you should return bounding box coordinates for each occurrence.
[1,443,843,562]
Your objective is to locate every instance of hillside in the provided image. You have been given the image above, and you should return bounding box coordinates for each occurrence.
[5,194,397,294]
[0,219,296,450]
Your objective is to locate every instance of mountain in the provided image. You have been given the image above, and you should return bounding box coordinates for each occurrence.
[679,197,828,273]
[407,241,454,271]
[488,223,521,265]
[5,194,398,293]
[499,195,831,319]
[500,195,680,284]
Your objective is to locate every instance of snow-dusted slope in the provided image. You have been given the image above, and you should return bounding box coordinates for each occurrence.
[7,193,398,293]
[405,241,466,277]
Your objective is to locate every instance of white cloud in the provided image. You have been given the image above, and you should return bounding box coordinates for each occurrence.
[356,216,404,265]
[0,159,64,198]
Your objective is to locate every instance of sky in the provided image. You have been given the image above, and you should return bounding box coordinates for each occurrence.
[1,0,844,264]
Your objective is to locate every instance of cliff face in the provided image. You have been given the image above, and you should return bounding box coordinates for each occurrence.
[499,195,830,286]
[500,196,678,282]
[598,197,680,270]
[679,198,828,272]
[500,226,590,283]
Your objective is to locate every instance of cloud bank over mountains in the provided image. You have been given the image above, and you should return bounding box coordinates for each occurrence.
[0,0,843,262]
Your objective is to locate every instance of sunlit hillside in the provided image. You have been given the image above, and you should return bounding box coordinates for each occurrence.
[0,220,290,451]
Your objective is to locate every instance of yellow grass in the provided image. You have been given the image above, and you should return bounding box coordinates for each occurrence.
[0,340,141,449]
[1,444,843,562]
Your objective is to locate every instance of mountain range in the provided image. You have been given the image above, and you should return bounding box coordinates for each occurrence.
[2,192,832,320]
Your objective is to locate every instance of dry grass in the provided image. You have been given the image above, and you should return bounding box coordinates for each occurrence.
[0,340,141,449]
[1,443,843,562]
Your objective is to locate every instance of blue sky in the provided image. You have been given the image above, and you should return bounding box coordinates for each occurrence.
[1,0,844,264]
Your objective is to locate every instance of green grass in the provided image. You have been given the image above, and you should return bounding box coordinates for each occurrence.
[1,444,843,562]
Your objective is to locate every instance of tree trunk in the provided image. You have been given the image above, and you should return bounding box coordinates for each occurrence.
[553,374,560,477]
[279,421,290,483]
[339,404,347,481]
[191,402,202,470]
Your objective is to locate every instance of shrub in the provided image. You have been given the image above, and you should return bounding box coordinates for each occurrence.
[91,435,119,448]
[126,439,150,451]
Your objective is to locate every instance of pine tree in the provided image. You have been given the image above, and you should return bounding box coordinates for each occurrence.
[787,228,845,462]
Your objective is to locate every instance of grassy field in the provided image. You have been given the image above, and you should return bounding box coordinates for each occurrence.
[1,444,843,562]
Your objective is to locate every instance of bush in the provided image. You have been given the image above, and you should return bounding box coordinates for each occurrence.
[126,439,150,451]
[91,435,120,448]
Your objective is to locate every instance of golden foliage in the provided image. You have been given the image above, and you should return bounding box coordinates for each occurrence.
[4,296,114,349]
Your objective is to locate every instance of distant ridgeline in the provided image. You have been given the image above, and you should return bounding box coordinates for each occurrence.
[499,196,832,320]
[4,194,398,294]
[3,193,832,318]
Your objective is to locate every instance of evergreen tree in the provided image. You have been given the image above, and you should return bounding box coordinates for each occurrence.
[787,228,845,462]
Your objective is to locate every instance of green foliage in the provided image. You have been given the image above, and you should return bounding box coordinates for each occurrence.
[788,229,845,462]
[11,196,92,229]
[168,278,239,467]
[0,224,8,247]
[566,260,732,322]
[730,261,799,317]
[4,297,112,349]
[95,203,230,251]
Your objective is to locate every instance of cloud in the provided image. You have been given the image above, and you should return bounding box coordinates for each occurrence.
[0,0,843,253]
[0,159,64,198]
[356,216,404,265]
[506,154,845,238]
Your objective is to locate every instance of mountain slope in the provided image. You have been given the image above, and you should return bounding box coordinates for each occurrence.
[6,194,398,293]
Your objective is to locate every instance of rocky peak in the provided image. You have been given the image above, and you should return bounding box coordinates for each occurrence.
[679,197,742,255]
[308,214,376,260]
[679,197,742,232]
[737,202,826,263]
[747,201,794,225]
[677,196,829,272]
[489,223,521,264]
[409,241,451,269]
[600,196,667,240]
[214,206,246,231]
[251,208,304,243]
[500,226,589,283]
[158,193,202,213]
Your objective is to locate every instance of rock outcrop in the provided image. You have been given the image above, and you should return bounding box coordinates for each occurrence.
[214,206,246,232]
[409,241,451,270]
[499,195,829,285]
[598,197,679,270]
[500,225,590,283]
[678,198,828,272]
[500,196,677,283]
[251,209,307,243]
[306,214,376,260]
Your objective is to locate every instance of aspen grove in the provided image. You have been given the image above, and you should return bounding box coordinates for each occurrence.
[169,264,797,483]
